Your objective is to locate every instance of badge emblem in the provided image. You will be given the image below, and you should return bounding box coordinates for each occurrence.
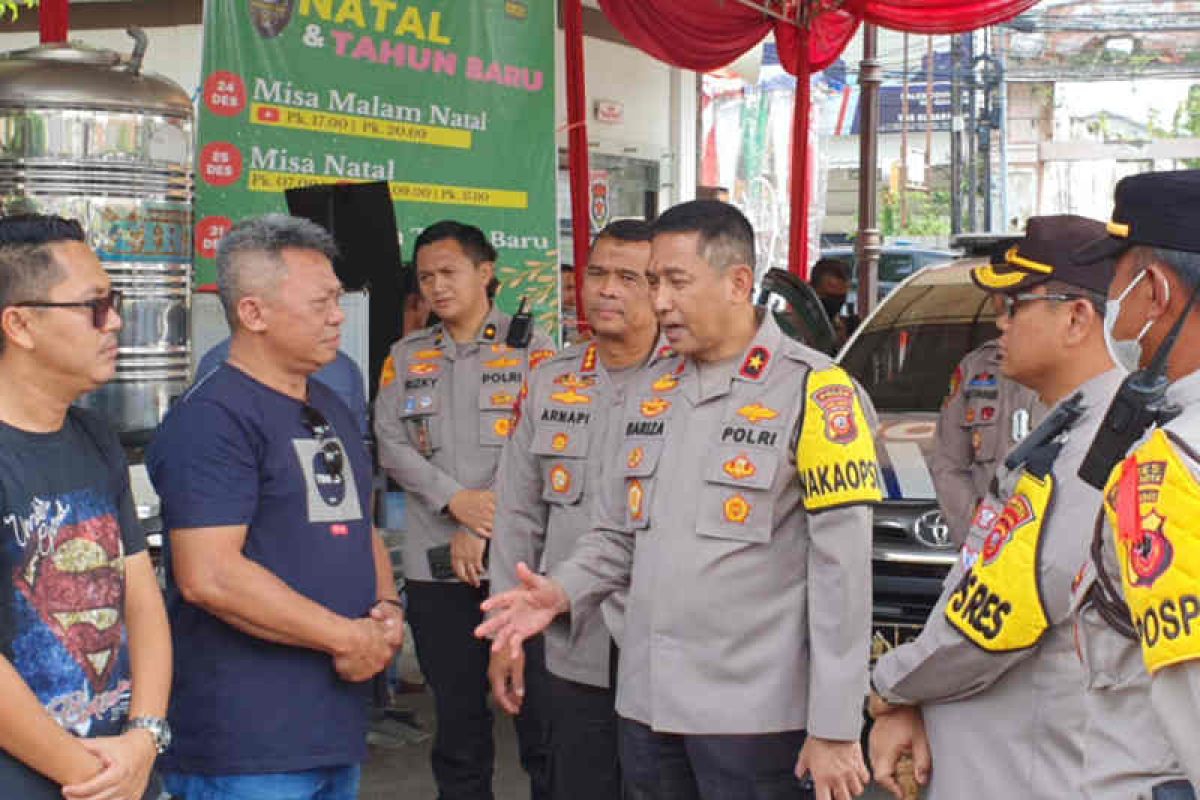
[628,479,645,521]
[550,465,572,494]
[812,384,858,444]
[530,349,554,369]
[554,373,595,390]
[493,417,513,438]
[1121,509,1174,589]
[485,357,520,369]
[737,403,779,424]
[491,391,516,407]
[981,494,1036,565]
[408,363,439,376]
[652,373,679,392]
[722,455,756,481]
[965,407,976,424]
[483,323,498,340]
[640,398,670,418]
[550,389,592,405]
[739,346,770,380]
[981,406,996,422]
[414,349,443,360]
[627,446,644,469]
[723,495,751,524]
[552,433,569,452]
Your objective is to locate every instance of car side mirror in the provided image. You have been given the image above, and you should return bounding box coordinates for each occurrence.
[756,268,840,356]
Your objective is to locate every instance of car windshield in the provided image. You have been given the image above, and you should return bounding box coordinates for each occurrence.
[839,275,1000,413]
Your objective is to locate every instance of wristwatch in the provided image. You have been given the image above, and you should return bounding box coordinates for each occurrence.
[124,716,172,754]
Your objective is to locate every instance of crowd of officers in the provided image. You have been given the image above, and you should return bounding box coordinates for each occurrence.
[377,170,1200,800]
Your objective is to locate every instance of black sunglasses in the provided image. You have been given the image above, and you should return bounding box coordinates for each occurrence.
[14,290,122,329]
[300,405,345,480]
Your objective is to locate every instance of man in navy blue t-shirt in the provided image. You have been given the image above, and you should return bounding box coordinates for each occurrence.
[147,214,402,799]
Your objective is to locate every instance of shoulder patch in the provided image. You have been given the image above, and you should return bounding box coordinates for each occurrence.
[378,355,396,389]
[796,366,882,511]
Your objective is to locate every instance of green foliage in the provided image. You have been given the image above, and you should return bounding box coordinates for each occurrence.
[1,0,37,22]
[881,189,951,237]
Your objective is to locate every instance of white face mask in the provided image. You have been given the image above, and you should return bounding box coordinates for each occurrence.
[1103,270,1166,372]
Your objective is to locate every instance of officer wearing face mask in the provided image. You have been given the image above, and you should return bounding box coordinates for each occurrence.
[810,257,859,347]
[931,244,1042,547]
[1069,170,1200,800]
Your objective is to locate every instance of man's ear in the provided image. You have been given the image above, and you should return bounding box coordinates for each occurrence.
[236,295,269,333]
[479,260,496,285]
[726,263,756,303]
[1146,265,1175,320]
[0,306,35,352]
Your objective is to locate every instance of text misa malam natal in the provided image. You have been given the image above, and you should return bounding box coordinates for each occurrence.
[254,80,488,129]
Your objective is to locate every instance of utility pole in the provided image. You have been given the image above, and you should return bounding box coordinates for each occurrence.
[950,34,963,234]
[997,27,1010,231]
[900,33,910,229]
[856,24,882,318]
[966,32,978,231]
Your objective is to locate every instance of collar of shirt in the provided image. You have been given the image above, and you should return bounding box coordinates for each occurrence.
[678,313,786,406]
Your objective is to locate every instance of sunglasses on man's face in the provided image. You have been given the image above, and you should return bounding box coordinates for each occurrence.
[13,290,122,329]
[300,404,345,480]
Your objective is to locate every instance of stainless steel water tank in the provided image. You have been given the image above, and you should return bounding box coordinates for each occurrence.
[0,31,193,445]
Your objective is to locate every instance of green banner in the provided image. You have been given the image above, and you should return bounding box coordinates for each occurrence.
[196,0,560,338]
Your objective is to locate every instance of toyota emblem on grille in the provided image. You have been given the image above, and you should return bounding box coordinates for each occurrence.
[914,510,953,549]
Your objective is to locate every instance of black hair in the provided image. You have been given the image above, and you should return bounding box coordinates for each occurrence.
[0,214,89,353]
[413,220,497,266]
[650,200,755,271]
[595,219,653,245]
[810,258,851,286]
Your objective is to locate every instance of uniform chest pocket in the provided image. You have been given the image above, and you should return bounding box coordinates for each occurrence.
[621,439,664,529]
[531,426,590,505]
[479,383,521,447]
[696,445,780,545]
[400,392,442,454]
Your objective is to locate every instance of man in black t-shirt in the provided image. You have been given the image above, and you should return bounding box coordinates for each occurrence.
[0,214,171,799]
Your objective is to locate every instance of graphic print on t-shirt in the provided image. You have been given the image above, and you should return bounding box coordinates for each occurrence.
[292,437,364,524]
[3,488,130,735]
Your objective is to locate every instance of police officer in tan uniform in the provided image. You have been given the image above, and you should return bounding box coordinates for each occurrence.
[932,337,1040,546]
[488,220,663,800]
[1070,171,1200,800]
[479,200,881,800]
[868,216,1121,800]
[374,220,554,799]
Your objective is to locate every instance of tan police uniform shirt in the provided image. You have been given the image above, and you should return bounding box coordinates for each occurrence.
[931,341,1042,545]
[1072,369,1200,800]
[373,307,554,582]
[874,368,1123,800]
[551,313,879,738]
[490,339,671,687]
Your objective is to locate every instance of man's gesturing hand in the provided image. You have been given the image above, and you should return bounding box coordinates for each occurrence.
[869,704,931,800]
[488,645,526,715]
[795,736,871,800]
[475,562,568,658]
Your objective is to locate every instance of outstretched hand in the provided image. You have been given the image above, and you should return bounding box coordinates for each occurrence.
[475,562,568,659]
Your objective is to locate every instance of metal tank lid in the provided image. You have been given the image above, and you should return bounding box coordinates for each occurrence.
[0,31,191,116]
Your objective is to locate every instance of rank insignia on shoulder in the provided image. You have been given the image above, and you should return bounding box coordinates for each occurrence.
[737,403,778,424]
[723,495,751,524]
[739,346,770,380]
[641,398,670,418]
[483,323,498,340]
[551,388,592,405]
[652,373,679,392]
[409,363,439,376]
[530,349,554,369]
[485,356,521,369]
[582,344,598,373]
[552,433,569,452]
[414,349,443,360]
[379,355,397,388]
[723,454,756,481]
[627,446,644,469]
[550,465,572,494]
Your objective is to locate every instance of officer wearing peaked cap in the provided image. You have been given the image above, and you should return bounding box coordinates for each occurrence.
[869,215,1122,800]
[1070,170,1200,800]
[479,200,882,800]
[374,220,555,799]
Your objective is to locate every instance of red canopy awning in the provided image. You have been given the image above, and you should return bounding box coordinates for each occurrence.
[590,0,1038,277]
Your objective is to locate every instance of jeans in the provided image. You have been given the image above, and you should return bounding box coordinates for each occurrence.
[618,718,812,800]
[161,765,360,800]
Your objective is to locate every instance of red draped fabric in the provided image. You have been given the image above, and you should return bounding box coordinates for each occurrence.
[594,0,1038,277]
